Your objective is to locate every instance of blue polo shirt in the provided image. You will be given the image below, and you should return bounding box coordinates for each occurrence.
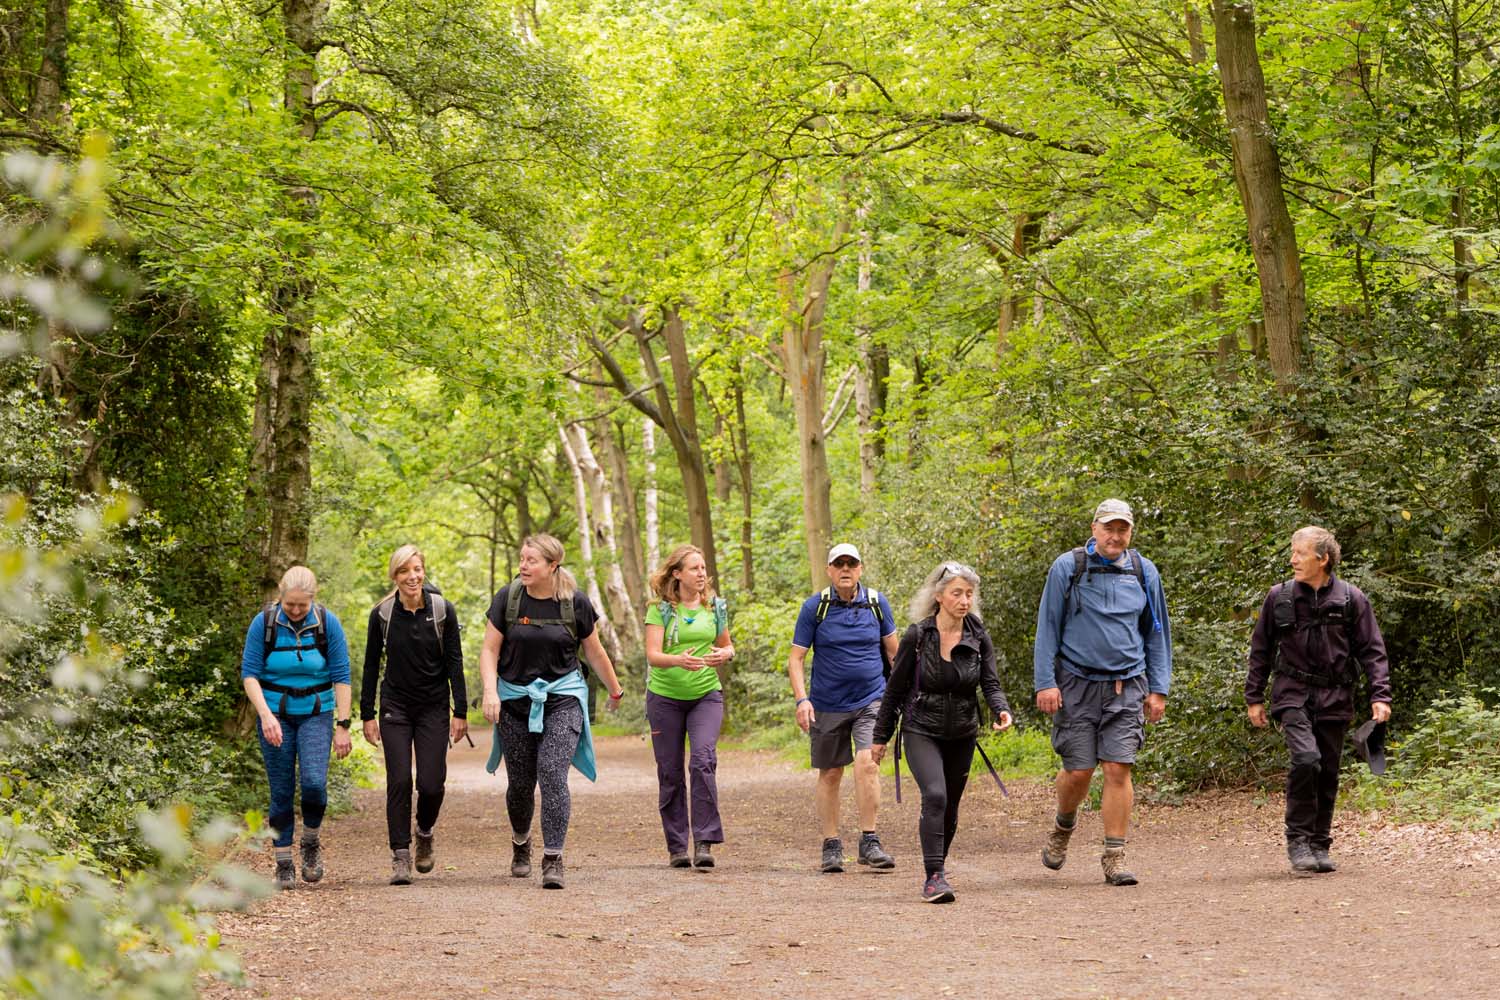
[792,585,896,713]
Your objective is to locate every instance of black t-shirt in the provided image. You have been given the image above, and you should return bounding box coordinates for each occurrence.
[486,584,598,685]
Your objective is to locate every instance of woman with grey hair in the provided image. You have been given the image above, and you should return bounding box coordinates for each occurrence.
[360,544,466,885]
[872,561,1013,903]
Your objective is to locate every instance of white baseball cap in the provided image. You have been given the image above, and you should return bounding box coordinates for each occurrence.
[827,542,862,564]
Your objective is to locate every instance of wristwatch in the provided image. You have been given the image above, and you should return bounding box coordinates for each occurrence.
[335,718,352,730]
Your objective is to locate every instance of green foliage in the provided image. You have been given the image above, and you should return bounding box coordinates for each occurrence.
[721,595,804,734]
[1344,691,1500,829]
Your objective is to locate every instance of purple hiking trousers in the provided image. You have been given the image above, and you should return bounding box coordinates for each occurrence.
[645,689,725,854]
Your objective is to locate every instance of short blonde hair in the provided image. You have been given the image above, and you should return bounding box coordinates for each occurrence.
[278,565,317,599]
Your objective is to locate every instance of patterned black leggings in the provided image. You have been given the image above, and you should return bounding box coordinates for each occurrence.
[499,697,583,854]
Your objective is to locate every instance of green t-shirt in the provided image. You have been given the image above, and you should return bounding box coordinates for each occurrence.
[645,600,724,700]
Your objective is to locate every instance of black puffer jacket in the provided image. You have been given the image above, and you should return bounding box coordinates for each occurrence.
[873,615,1011,744]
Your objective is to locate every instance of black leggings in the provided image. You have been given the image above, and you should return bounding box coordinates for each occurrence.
[379,699,450,851]
[901,731,976,876]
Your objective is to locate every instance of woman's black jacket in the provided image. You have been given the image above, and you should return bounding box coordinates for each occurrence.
[873,614,1011,745]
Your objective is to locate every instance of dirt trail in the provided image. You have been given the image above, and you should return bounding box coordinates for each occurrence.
[208,731,1500,999]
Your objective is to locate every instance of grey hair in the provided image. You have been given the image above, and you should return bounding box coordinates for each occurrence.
[908,560,983,622]
[1292,525,1341,574]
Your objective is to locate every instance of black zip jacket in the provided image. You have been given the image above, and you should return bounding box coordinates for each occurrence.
[873,614,1011,744]
[360,592,465,720]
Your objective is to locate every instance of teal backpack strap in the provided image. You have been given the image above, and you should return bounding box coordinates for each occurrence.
[657,600,677,648]
[713,596,728,636]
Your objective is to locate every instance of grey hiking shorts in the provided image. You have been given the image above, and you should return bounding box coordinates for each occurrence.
[809,699,881,770]
[1050,671,1148,770]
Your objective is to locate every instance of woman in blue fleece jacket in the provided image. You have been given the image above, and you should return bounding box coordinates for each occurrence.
[240,565,352,890]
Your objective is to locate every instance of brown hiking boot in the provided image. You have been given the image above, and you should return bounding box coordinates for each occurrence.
[414,830,435,874]
[299,832,323,883]
[1041,823,1074,870]
[1101,848,1138,886]
[541,853,565,889]
[511,838,532,878]
[389,848,413,886]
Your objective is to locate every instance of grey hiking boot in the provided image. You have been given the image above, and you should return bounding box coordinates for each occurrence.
[414,830,435,874]
[541,853,565,889]
[299,832,323,883]
[820,837,845,873]
[1287,839,1319,874]
[921,871,956,903]
[693,842,715,868]
[273,855,297,891]
[511,838,533,878]
[1102,848,1138,886]
[858,832,894,869]
[669,851,691,868]
[390,848,413,886]
[1312,846,1337,873]
[1042,822,1074,870]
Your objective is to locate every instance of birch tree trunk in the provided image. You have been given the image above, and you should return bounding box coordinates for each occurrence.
[1213,0,1306,392]
[559,426,624,667]
[562,420,641,652]
[853,203,883,501]
[604,415,647,613]
[643,417,660,571]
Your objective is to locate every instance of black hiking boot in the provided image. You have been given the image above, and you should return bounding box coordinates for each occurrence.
[1287,839,1319,874]
[414,830,435,874]
[541,853,565,889]
[921,871,956,904]
[669,851,691,868]
[299,832,324,883]
[511,838,532,878]
[820,837,845,873]
[694,842,715,868]
[389,849,413,886]
[273,855,297,891]
[1311,846,1337,873]
[858,832,895,870]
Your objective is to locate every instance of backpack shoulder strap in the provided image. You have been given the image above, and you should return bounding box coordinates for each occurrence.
[505,578,523,631]
[560,592,576,639]
[867,589,885,626]
[262,602,279,657]
[430,595,447,654]
[1058,548,1088,643]
[1126,549,1147,589]
[713,596,728,636]
[313,604,329,658]
[814,587,833,624]
[1272,580,1297,632]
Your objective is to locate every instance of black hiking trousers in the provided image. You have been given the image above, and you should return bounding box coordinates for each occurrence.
[902,730,976,876]
[379,699,451,851]
[1278,705,1348,850]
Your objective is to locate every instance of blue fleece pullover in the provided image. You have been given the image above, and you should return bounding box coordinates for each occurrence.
[1033,541,1172,695]
[240,605,352,715]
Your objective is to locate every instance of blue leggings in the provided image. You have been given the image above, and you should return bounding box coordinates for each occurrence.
[257,711,333,848]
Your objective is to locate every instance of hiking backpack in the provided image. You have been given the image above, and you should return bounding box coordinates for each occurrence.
[812,586,890,676]
[1057,546,1161,643]
[261,601,330,661]
[1269,578,1360,688]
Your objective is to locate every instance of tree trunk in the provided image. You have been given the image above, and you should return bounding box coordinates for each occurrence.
[732,365,754,595]
[562,420,641,652]
[1213,0,1306,392]
[713,408,733,503]
[30,0,67,129]
[853,203,882,500]
[643,416,659,571]
[779,214,852,590]
[996,212,1039,354]
[605,415,647,613]
[558,426,624,668]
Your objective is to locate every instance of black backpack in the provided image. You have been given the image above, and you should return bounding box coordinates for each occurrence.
[1057,546,1158,643]
[813,586,890,677]
[1269,578,1359,688]
[261,602,329,661]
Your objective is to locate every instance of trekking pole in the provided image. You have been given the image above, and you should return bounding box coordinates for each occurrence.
[973,742,1009,798]
[893,731,904,804]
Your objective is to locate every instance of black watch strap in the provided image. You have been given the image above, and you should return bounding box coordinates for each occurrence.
[336,717,352,729]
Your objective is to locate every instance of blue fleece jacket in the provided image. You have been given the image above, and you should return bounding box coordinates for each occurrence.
[240,605,352,716]
[1033,541,1172,695]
